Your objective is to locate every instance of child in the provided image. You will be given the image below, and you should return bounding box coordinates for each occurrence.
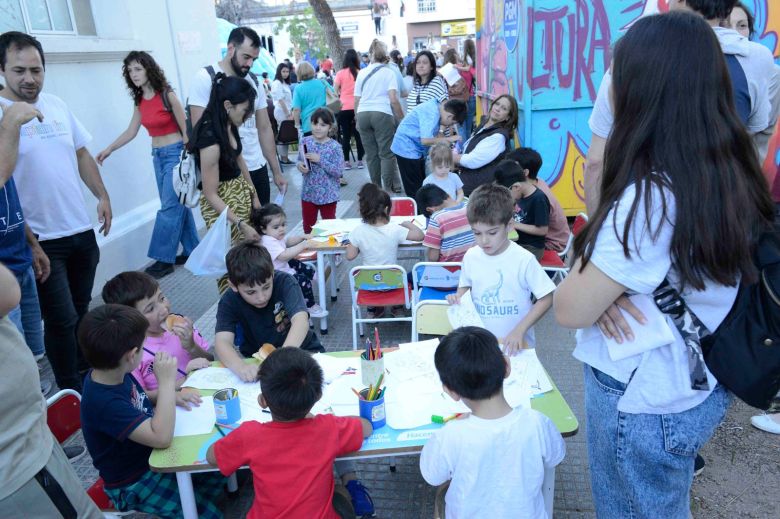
[422,142,464,202]
[493,159,550,261]
[101,271,212,407]
[214,241,325,383]
[297,107,344,234]
[506,148,570,253]
[416,184,474,262]
[346,183,425,318]
[420,327,565,518]
[207,347,375,518]
[78,304,225,518]
[446,183,555,354]
[250,204,327,318]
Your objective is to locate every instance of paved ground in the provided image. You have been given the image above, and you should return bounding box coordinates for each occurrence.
[43,161,779,517]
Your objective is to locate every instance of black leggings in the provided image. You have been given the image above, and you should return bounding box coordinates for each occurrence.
[337,109,364,162]
[249,165,271,205]
[395,155,427,200]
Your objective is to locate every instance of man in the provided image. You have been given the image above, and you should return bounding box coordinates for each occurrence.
[0,32,112,393]
[320,54,333,75]
[360,53,370,69]
[584,0,776,212]
[188,27,287,205]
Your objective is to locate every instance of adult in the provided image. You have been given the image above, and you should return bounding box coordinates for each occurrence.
[407,50,449,113]
[96,51,198,279]
[284,58,298,84]
[454,94,518,196]
[391,98,467,198]
[456,39,477,140]
[192,74,260,294]
[270,62,294,164]
[372,3,382,35]
[334,49,365,171]
[291,61,332,137]
[0,32,112,393]
[188,26,286,206]
[360,53,370,69]
[320,54,334,75]
[354,39,405,192]
[554,13,774,517]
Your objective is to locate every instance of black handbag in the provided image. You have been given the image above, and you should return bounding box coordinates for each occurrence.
[277,120,298,144]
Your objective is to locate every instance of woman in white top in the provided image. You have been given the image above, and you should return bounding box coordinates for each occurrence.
[271,63,293,164]
[554,13,774,518]
[406,50,449,114]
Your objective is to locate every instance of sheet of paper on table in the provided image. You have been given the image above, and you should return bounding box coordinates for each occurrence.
[181,366,259,393]
[174,396,216,437]
[312,353,360,384]
[446,290,485,329]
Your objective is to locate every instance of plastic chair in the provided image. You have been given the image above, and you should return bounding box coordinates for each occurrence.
[412,300,453,342]
[349,265,413,350]
[390,197,417,216]
[412,262,462,305]
[541,212,588,283]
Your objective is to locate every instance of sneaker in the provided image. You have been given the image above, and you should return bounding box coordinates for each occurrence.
[357,160,365,169]
[340,177,349,186]
[344,161,353,170]
[144,261,174,279]
[390,305,406,318]
[307,304,329,319]
[64,445,87,463]
[751,413,780,434]
[345,479,375,517]
[693,454,705,477]
[40,379,53,396]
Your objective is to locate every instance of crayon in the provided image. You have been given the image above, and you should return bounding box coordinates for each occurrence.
[431,413,463,424]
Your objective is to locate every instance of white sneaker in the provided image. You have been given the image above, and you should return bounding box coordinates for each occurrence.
[344,162,353,170]
[357,160,365,169]
[750,414,780,434]
[308,304,329,318]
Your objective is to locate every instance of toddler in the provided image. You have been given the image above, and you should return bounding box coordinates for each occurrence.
[423,141,464,202]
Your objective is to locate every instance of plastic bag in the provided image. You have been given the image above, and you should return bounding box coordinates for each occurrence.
[184,208,231,277]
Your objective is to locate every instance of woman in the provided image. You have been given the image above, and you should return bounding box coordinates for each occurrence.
[270,62,294,164]
[725,1,754,38]
[354,39,405,192]
[554,13,774,517]
[458,39,477,140]
[96,51,198,279]
[292,61,332,137]
[334,49,365,172]
[192,74,261,294]
[407,50,449,113]
[373,2,382,35]
[454,94,518,196]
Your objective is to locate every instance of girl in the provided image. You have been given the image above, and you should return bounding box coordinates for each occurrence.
[96,51,199,279]
[270,62,294,164]
[334,49,365,173]
[250,205,327,318]
[297,108,343,234]
[554,13,774,517]
[422,141,464,202]
[346,183,425,318]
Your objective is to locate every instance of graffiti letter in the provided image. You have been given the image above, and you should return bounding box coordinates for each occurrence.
[555,10,576,89]
[528,7,567,91]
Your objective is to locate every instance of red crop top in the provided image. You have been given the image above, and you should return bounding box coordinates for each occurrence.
[138,93,180,137]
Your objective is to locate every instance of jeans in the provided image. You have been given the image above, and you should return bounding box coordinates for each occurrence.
[356,111,401,191]
[584,365,731,519]
[7,266,44,357]
[460,95,476,145]
[337,109,365,162]
[148,142,199,264]
[37,230,100,392]
[249,164,271,206]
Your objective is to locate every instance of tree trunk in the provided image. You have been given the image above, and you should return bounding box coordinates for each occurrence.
[307,0,344,71]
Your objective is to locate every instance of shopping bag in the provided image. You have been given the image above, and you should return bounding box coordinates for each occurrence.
[184,208,231,277]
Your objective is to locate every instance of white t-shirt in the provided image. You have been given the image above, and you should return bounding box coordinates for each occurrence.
[188,63,267,170]
[459,242,556,345]
[348,222,408,266]
[419,407,565,519]
[260,235,294,275]
[0,93,92,241]
[354,64,398,116]
[573,182,737,414]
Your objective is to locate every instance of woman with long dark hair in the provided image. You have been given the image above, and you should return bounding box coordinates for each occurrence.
[96,51,198,279]
[192,74,261,293]
[334,49,365,173]
[271,62,293,164]
[554,13,774,516]
[407,50,449,113]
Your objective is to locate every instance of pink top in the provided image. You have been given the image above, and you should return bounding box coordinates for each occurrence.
[130,329,210,391]
[261,235,295,275]
[334,68,358,111]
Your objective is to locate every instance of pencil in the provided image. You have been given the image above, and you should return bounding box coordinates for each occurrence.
[367,384,374,401]
[144,346,187,377]
[215,424,227,437]
[374,327,381,359]
[351,387,365,400]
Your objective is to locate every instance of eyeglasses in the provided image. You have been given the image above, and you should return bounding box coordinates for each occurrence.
[416,94,421,104]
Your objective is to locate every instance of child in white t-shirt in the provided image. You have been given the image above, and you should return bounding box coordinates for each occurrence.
[420,327,565,518]
[250,204,328,318]
[422,142,465,202]
[346,182,424,318]
[447,183,555,354]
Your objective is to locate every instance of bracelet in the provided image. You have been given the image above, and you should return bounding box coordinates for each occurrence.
[236,219,243,228]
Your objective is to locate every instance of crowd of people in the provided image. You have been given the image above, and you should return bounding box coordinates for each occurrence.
[1,0,780,517]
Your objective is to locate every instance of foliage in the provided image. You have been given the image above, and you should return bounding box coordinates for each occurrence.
[273,6,329,60]
[214,0,252,25]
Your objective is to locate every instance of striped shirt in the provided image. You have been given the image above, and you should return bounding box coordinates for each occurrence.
[423,202,475,262]
[407,75,449,113]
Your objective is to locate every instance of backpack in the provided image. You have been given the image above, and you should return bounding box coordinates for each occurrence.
[171,146,201,208]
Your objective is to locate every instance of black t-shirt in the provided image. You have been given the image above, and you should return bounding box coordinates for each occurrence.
[215,271,323,357]
[193,113,243,183]
[513,187,550,249]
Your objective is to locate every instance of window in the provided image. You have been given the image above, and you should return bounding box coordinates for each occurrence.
[0,0,96,36]
[417,0,436,14]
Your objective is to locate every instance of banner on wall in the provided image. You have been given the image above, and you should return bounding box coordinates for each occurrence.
[441,21,476,37]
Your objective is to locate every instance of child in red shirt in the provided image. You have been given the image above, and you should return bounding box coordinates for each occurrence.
[207,348,374,518]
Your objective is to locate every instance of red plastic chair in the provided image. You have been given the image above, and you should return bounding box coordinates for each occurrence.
[572,212,588,237]
[390,197,417,216]
[540,249,569,283]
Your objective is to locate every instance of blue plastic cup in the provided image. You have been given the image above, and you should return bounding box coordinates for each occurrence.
[359,388,386,429]
[213,388,241,425]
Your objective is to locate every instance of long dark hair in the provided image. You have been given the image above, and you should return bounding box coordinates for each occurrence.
[122,51,170,105]
[574,12,773,290]
[343,49,360,80]
[413,50,437,86]
[274,63,290,84]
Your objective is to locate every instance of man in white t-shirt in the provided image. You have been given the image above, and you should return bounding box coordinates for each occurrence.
[187,26,286,205]
[0,32,112,392]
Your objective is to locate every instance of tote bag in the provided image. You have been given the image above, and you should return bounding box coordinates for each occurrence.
[184,208,231,277]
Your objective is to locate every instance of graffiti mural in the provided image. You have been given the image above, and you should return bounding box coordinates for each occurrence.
[476,0,780,214]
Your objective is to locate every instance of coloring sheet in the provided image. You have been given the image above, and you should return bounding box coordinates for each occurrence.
[181,366,258,393]
[174,396,216,437]
[446,290,485,329]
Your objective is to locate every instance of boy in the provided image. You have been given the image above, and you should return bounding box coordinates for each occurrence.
[422,142,464,202]
[493,159,550,261]
[446,183,555,354]
[416,184,474,262]
[102,271,212,407]
[79,304,224,518]
[420,327,565,518]
[207,347,374,518]
[506,148,570,253]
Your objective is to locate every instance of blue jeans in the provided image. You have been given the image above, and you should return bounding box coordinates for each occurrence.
[7,266,44,358]
[584,365,731,518]
[459,95,476,145]
[148,141,199,264]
